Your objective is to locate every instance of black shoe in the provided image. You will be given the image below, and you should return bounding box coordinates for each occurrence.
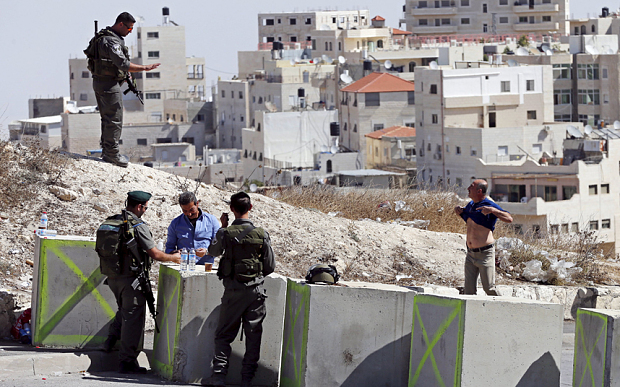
[201,373,226,386]
[118,361,147,374]
[102,154,129,168]
[102,336,118,352]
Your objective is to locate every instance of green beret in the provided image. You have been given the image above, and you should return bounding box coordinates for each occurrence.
[127,191,152,203]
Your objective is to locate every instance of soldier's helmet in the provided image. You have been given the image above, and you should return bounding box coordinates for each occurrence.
[305,264,340,285]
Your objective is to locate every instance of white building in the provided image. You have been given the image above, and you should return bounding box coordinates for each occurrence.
[10,116,62,149]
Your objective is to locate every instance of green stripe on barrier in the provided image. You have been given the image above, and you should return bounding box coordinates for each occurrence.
[34,239,115,344]
[43,334,107,346]
[280,280,310,387]
[574,309,607,387]
[152,265,182,380]
[409,295,465,387]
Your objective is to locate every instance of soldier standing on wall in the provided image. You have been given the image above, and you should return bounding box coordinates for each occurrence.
[84,12,160,167]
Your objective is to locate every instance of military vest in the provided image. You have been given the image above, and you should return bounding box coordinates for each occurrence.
[95,213,143,276]
[84,28,129,81]
[218,225,265,283]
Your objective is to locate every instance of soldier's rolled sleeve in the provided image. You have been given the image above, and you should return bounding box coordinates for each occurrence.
[134,224,156,251]
[261,232,275,276]
[208,229,226,257]
[100,38,130,71]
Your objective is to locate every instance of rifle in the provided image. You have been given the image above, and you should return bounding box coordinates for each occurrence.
[123,74,144,105]
[122,210,159,333]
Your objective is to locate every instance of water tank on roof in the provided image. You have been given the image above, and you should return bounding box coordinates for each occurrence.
[162,7,169,16]
[363,60,373,71]
[298,88,305,97]
[603,7,610,17]
[330,122,340,136]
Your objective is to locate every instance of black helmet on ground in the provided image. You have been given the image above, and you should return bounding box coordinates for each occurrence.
[305,263,340,284]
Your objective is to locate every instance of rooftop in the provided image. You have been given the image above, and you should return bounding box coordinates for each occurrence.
[341,72,415,93]
[365,125,416,139]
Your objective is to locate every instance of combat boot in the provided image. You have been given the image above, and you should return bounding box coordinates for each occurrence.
[102,335,118,352]
[240,378,253,387]
[201,372,226,386]
[102,154,129,168]
[119,360,147,374]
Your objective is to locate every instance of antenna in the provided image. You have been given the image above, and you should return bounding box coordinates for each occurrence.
[429,61,439,69]
[566,125,583,138]
[507,59,518,67]
[384,60,393,70]
[516,47,529,56]
[614,120,620,129]
[585,125,593,135]
[338,55,346,64]
[340,73,353,84]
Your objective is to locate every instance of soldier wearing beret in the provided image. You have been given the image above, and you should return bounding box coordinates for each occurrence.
[103,191,180,373]
[84,12,160,167]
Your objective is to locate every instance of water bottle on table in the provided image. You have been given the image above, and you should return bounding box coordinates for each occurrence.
[180,248,188,271]
[188,248,196,271]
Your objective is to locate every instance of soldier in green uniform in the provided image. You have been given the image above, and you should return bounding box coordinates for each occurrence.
[102,191,180,373]
[203,192,275,387]
[84,12,160,167]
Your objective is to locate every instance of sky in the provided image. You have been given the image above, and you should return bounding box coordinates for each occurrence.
[0,0,613,129]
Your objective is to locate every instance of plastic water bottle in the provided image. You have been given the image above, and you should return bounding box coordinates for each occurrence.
[188,248,196,272]
[39,212,48,231]
[180,248,188,271]
[157,239,164,251]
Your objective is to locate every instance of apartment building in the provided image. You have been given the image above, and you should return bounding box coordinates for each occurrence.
[401,0,569,36]
[257,10,370,45]
[365,125,417,168]
[414,64,572,187]
[339,72,416,164]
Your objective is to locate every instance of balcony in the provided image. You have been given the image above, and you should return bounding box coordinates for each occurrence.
[411,6,458,16]
[513,21,559,31]
[513,3,559,13]
[411,25,458,34]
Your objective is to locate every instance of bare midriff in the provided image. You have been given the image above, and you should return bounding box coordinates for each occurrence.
[466,218,495,249]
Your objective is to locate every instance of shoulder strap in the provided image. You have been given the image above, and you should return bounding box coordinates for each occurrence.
[233,225,256,244]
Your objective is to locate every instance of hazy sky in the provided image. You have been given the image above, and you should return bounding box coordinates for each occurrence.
[0,0,613,128]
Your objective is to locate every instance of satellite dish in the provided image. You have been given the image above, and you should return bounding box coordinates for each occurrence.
[541,44,550,52]
[507,59,518,67]
[290,59,296,66]
[338,55,346,64]
[340,73,353,84]
[566,125,583,138]
[312,57,321,64]
[320,145,329,153]
[249,184,258,193]
[614,121,620,129]
[585,45,599,55]
[322,55,333,64]
[545,49,553,56]
[264,101,277,112]
[330,145,338,154]
[605,48,616,54]
[516,47,529,56]
[319,24,331,31]
[429,61,439,69]
[384,60,393,70]
[585,125,593,135]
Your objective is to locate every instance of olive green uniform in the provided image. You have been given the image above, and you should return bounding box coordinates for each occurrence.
[88,27,131,158]
[207,219,275,382]
[106,210,155,364]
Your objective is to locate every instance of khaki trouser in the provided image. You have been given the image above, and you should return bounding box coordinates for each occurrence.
[93,77,123,157]
[107,276,146,363]
[464,246,500,296]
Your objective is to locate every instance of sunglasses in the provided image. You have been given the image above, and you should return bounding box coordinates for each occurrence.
[123,23,133,32]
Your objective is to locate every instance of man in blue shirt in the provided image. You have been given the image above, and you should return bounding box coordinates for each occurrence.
[454,179,513,296]
[166,192,220,265]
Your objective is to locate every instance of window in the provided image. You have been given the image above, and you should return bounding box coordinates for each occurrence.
[461,18,470,24]
[441,19,451,25]
[527,110,537,120]
[430,84,437,94]
[305,17,312,25]
[602,219,611,229]
[561,224,569,233]
[526,80,535,91]
[374,124,384,131]
[501,81,510,92]
[239,91,243,99]
[456,146,461,155]
[554,90,571,105]
[601,184,610,194]
[499,17,508,23]
[589,185,598,195]
[81,71,89,78]
[555,114,572,122]
[365,93,380,106]
[353,124,357,132]
[408,92,415,105]
[289,18,297,25]
[470,147,477,156]
[532,185,557,201]
[461,0,469,5]
[221,90,225,98]
[432,114,438,124]
[550,225,559,234]
[148,51,160,58]
[156,138,172,144]
[603,68,608,79]
[265,19,274,25]
[562,186,577,200]
[578,89,600,105]
[146,72,160,79]
[519,16,528,23]
[578,64,599,80]
[532,144,542,154]
[147,32,159,38]
[145,93,161,99]
[498,146,508,156]
[552,64,571,80]
[589,220,599,230]
[196,114,205,122]
[137,139,147,146]
[419,19,428,26]
[80,93,88,101]
[483,24,488,33]
[604,94,609,104]
[499,0,507,4]
[419,1,428,7]
[571,223,579,232]
[483,3,487,13]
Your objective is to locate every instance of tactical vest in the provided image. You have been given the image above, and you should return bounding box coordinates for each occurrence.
[218,225,265,283]
[95,213,143,276]
[84,28,129,81]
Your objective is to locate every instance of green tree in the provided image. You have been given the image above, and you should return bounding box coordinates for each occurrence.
[517,35,529,48]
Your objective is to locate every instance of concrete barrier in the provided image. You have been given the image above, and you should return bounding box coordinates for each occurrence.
[280,279,415,387]
[573,308,620,387]
[151,263,287,386]
[408,294,563,386]
[31,235,117,348]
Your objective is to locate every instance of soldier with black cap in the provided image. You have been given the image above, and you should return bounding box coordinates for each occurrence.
[99,191,180,374]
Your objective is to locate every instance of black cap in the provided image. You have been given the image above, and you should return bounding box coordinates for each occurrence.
[127,191,152,203]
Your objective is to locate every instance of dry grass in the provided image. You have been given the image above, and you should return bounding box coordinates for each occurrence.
[268,185,467,233]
